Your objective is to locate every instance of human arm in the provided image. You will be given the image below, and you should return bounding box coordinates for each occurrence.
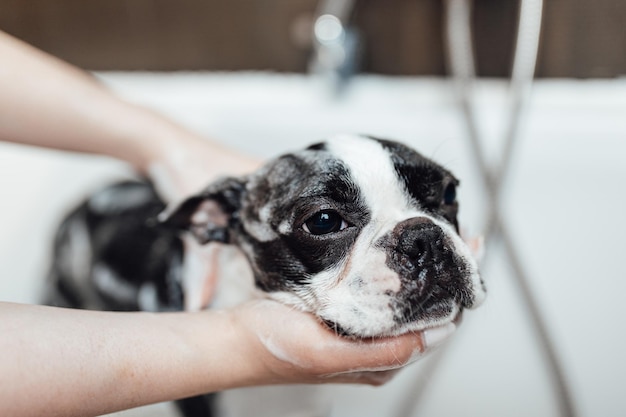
[0,31,259,201]
[0,300,441,417]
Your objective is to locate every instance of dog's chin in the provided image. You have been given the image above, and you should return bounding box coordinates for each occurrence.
[321,308,464,340]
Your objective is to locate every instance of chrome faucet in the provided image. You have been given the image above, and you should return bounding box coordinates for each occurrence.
[308,0,360,93]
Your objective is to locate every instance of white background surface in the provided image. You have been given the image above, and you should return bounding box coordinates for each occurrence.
[1,73,624,417]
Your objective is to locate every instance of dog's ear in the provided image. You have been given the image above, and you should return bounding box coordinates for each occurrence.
[158,177,246,244]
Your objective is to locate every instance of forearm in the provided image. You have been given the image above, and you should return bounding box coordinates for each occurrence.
[0,300,428,416]
[0,31,189,171]
[0,303,256,417]
[0,31,260,200]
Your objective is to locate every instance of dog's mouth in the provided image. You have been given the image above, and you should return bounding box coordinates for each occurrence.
[320,308,464,339]
[453,308,464,326]
[321,319,355,338]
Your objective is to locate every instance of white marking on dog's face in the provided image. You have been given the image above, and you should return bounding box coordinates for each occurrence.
[296,136,419,334]
[326,134,417,225]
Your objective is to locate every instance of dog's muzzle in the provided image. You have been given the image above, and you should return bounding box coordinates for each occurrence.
[381,217,478,319]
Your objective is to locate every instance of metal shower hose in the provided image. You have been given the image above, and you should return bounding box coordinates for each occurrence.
[441,1,577,417]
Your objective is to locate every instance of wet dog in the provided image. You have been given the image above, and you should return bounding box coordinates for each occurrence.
[44,134,486,416]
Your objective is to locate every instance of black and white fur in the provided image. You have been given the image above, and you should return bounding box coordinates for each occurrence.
[44,134,486,416]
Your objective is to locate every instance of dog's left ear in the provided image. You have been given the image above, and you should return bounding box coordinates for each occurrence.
[158,177,247,244]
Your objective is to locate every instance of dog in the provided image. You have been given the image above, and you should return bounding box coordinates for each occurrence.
[44,134,486,416]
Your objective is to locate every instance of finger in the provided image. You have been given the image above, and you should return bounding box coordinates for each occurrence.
[314,321,459,376]
[322,369,401,386]
[324,331,425,372]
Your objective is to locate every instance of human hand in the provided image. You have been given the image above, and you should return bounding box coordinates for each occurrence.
[144,133,261,203]
[228,299,457,386]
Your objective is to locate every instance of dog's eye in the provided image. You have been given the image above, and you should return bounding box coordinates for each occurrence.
[443,183,457,205]
[303,210,347,235]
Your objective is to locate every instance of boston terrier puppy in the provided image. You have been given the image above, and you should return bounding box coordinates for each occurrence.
[44,134,486,416]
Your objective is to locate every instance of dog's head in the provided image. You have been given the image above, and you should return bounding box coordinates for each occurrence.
[162,135,486,337]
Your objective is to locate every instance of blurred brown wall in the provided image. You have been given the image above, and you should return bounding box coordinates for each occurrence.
[1,0,624,77]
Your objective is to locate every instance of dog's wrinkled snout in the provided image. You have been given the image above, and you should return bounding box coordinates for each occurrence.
[380,216,477,310]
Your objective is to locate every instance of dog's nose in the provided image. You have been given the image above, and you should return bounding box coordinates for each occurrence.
[396,217,446,267]
[388,216,478,308]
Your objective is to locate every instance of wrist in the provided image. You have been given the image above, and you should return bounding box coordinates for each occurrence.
[174,309,276,392]
[139,126,262,202]
[221,307,283,386]
[120,107,196,175]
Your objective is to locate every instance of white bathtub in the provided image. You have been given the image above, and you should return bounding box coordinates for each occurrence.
[1,73,624,417]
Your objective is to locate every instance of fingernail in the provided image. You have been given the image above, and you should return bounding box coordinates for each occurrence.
[423,323,457,350]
